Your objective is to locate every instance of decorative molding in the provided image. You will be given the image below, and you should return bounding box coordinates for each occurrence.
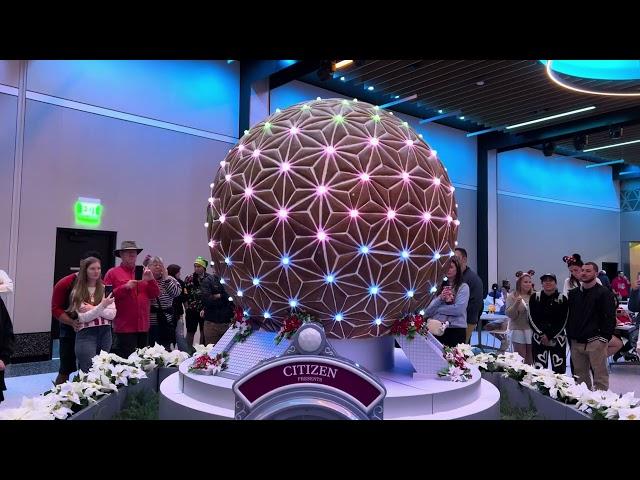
[498,190,620,212]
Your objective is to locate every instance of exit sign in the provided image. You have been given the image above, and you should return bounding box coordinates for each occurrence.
[75,197,103,227]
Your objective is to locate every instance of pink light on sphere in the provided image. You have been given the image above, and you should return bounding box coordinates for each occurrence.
[405,139,414,147]
[219,214,226,223]
[316,229,328,242]
[244,187,254,198]
[225,174,231,182]
[316,185,328,196]
[324,145,336,156]
[450,185,456,192]
[401,171,410,182]
[359,172,370,182]
[280,161,291,172]
[387,209,396,220]
[446,215,453,223]
[243,234,253,245]
[251,149,261,159]
[277,208,288,219]
[453,219,461,226]
[369,137,379,146]
[220,160,227,168]
[238,144,245,152]
[349,209,359,218]
[433,177,441,186]
[423,211,432,222]
[289,126,300,135]
[430,149,438,158]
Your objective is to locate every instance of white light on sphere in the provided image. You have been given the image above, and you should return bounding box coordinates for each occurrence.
[400,250,410,259]
[219,214,226,223]
[220,160,226,168]
[433,252,441,260]
[228,296,233,301]
[407,290,415,298]
[220,279,225,284]
[325,274,335,283]
[282,256,290,266]
[263,312,271,319]
[369,285,379,295]
[253,278,260,286]
[374,318,382,325]
[224,257,231,265]
[335,313,344,321]
[204,222,209,228]
[289,299,298,308]
[360,245,370,254]
[209,183,214,188]
[237,290,243,297]
[455,241,459,246]
[449,251,455,257]
[208,240,215,248]
[297,327,323,352]
[208,197,214,204]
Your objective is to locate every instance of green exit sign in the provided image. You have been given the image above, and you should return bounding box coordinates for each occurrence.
[75,197,103,227]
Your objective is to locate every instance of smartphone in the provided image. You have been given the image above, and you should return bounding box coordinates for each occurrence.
[104,285,114,297]
[442,277,450,287]
[135,265,144,281]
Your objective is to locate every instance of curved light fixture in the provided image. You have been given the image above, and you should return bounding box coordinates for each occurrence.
[545,60,640,97]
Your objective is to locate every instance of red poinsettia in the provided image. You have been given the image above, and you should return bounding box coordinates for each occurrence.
[391,313,427,339]
[274,310,315,345]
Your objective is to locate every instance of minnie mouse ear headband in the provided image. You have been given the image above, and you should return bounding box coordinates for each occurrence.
[563,253,583,267]
[515,269,535,278]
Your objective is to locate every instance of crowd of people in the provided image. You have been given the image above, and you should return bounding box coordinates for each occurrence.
[2,243,640,404]
[47,241,234,387]
[425,249,640,392]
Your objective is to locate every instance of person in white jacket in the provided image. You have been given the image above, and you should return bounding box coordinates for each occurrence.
[0,269,13,295]
[67,257,116,373]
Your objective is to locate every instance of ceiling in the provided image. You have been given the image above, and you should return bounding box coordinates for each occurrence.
[297,60,640,166]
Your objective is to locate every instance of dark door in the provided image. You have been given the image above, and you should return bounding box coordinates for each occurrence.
[51,228,117,342]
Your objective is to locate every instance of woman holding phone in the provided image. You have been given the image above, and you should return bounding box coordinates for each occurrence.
[67,257,116,372]
[424,256,470,347]
[506,270,534,365]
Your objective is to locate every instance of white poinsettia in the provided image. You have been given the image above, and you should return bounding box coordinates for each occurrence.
[454,343,475,359]
[162,350,189,367]
[192,344,215,357]
[447,366,467,382]
[0,406,55,420]
[618,407,640,420]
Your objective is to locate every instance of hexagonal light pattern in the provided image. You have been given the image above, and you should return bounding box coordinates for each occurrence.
[206,98,458,338]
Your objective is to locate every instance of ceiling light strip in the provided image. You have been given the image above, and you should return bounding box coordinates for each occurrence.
[505,106,596,130]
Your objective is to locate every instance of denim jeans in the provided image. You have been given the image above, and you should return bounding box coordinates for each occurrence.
[75,325,113,373]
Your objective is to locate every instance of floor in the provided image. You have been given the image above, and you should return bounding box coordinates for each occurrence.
[1,330,638,413]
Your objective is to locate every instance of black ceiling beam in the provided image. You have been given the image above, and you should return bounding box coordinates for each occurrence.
[481,105,640,153]
[239,60,323,134]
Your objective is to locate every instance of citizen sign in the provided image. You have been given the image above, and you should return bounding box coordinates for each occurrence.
[234,356,384,411]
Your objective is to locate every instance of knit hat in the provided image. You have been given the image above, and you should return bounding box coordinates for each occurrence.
[194,256,208,269]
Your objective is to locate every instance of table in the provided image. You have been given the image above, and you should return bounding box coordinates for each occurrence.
[474,313,509,351]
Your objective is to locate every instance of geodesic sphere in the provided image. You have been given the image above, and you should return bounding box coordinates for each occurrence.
[207,98,459,339]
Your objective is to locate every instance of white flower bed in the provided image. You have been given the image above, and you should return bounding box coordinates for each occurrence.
[0,343,190,421]
[457,343,640,420]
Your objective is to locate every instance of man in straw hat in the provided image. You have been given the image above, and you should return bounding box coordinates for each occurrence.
[104,241,160,358]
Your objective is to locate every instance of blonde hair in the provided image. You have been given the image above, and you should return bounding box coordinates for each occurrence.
[68,257,104,312]
[515,274,534,295]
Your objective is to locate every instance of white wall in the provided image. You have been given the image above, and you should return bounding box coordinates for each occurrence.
[497,148,620,287]
[0,60,240,335]
[270,80,479,269]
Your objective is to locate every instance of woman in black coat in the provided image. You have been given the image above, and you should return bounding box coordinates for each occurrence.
[0,296,16,403]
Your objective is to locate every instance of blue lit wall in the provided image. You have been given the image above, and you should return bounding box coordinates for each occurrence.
[27,60,240,138]
[497,147,620,285]
[498,148,619,209]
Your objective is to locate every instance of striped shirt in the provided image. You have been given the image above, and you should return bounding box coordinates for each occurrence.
[76,301,116,330]
[150,276,181,325]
